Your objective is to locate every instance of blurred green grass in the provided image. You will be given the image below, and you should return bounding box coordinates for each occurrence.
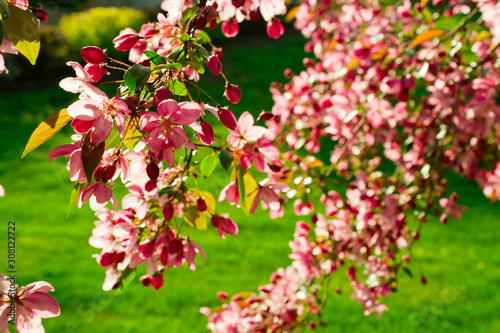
[0,29,499,333]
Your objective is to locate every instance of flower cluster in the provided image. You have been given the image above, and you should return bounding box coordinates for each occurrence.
[36,0,288,295]
[203,0,500,330]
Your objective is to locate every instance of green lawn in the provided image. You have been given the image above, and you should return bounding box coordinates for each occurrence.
[0,29,499,333]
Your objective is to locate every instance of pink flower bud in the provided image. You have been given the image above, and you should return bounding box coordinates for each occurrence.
[216,292,228,300]
[153,86,172,106]
[224,83,241,104]
[348,267,356,281]
[99,252,114,267]
[140,275,150,287]
[207,55,222,76]
[32,8,48,22]
[113,33,139,51]
[266,18,284,39]
[197,198,207,212]
[150,275,164,290]
[221,18,239,38]
[84,63,106,83]
[81,46,108,64]
[139,240,155,259]
[163,202,174,221]
[198,121,214,146]
[231,0,245,8]
[146,163,160,181]
[211,214,221,228]
[218,108,237,130]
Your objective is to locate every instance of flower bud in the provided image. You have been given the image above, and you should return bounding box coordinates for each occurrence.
[231,0,245,8]
[153,86,172,106]
[113,33,139,51]
[221,18,238,38]
[146,163,160,181]
[218,108,237,130]
[150,274,164,290]
[347,267,356,281]
[266,18,284,39]
[224,83,241,104]
[162,202,174,221]
[84,63,106,83]
[198,121,214,146]
[211,214,221,228]
[32,8,48,23]
[207,55,222,76]
[81,46,108,64]
[197,198,207,212]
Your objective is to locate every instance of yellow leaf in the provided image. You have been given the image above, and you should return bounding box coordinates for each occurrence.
[183,205,207,230]
[410,29,445,48]
[240,172,259,215]
[22,109,71,158]
[346,57,359,71]
[328,40,338,50]
[473,31,492,43]
[193,213,207,230]
[285,6,300,23]
[122,120,142,150]
[302,156,324,168]
[420,0,430,7]
[3,4,40,65]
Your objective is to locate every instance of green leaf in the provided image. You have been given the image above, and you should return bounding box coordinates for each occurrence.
[3,3,39,64]
[402,267,414,278]
[144,50,166,65]
[180,59,205,73]
[0,1,9,21]
[67,181,85,218]
[81,133,105,182]
[201,153,217,178]
[111,267,136,295]
[166,79,187,96]
[124,64,151,92]
[191,42,210,58]
[219,149,234,170]
[22,109,71,158]
[195,30,211,44]
[153,63,182,72]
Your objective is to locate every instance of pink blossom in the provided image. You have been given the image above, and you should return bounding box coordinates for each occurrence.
[113,31,140,51]
[0,40,18,74]
[240,138,280,172]
[227,112,267,148]
[78,182,118,211]
[67,88,128,144]
[211,214,239,239]
[250,182,288,214]
[0,274,60,333]
[219,181,240,205]
[140,99,202,159]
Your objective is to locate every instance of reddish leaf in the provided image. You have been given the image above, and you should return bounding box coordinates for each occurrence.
[81,133,105,182]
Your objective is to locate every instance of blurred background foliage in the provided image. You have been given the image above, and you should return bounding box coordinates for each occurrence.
[58,7,147,59]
